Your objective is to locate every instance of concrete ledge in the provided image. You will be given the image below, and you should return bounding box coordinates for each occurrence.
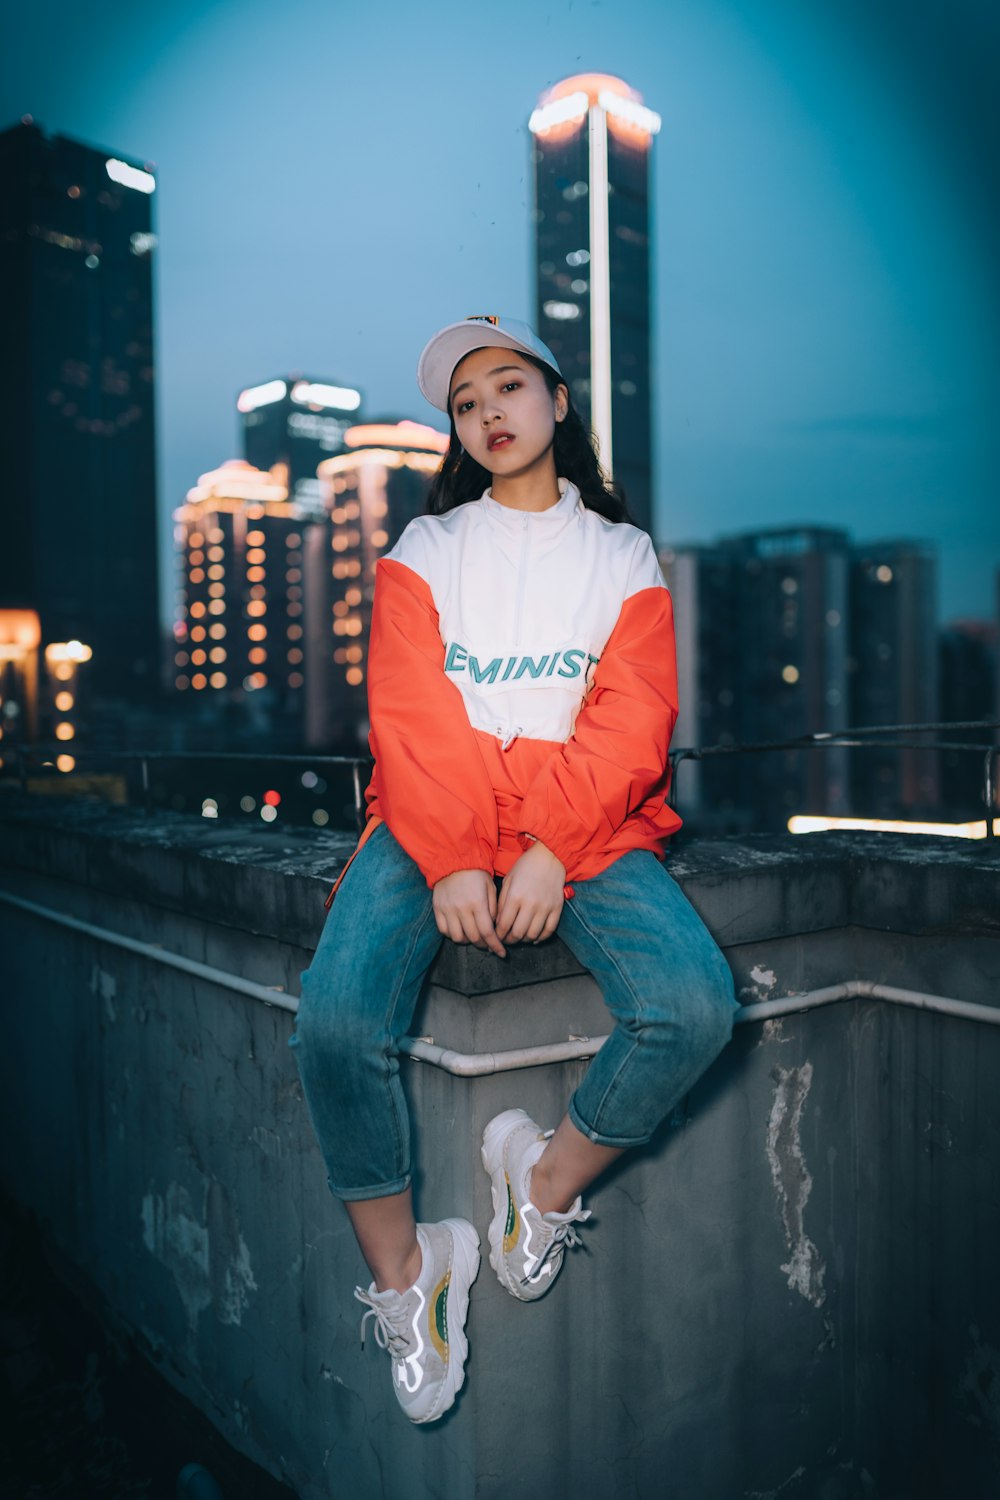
[1,794,999,1499]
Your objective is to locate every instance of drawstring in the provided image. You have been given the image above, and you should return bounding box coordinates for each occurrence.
[498,725,524,752]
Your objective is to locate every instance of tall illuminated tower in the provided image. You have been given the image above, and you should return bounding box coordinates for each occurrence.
[529,75,660,534]
[0,119,161,700]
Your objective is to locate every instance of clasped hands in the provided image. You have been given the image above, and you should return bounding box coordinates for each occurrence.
[432,841,566,959]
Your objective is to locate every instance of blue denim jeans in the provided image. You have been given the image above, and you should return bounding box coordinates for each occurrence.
[289,822,738,1201]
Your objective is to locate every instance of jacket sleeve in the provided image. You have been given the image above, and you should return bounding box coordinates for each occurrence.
[367,553,499,887]
[516,535,678,879]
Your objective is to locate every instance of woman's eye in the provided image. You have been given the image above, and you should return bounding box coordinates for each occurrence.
[501,382,520,393]
[456,399,474,414]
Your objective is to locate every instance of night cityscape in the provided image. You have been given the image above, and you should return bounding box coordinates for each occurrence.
[1,2,998,1496]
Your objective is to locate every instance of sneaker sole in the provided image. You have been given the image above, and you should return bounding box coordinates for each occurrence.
[416,1217,481,1424]
[481,1109,544,1301]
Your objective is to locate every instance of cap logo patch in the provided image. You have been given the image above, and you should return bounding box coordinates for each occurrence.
[466,315,500,326]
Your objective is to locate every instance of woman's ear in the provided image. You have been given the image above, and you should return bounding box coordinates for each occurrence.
[555,383,569,422]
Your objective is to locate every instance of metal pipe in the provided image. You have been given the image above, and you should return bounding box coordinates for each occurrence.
[0,889,297,1013]
[2,890,997,1081]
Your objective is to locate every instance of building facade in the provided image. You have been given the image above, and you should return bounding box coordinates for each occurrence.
[530,74,660,534]
[238,376,363,514]
[849,540,939,817]
[305,421,448,749]
[172,461,311,743]
[0,119,161,703]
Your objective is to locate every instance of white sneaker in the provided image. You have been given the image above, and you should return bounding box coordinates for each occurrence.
[354,1218,480,1424]
[481,1109,590,1301]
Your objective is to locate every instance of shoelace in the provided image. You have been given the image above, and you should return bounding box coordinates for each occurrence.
[354,1287,412,1358]
[522,1210,592,1285]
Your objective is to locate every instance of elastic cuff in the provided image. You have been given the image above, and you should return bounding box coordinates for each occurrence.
[567,1096,651,1152]
[328,1173,412,1204]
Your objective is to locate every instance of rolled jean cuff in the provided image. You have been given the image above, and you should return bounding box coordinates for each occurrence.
[566,1095,653,1152]
[327,1172,412,1204]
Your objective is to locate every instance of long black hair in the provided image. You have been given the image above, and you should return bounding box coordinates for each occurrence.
[425,351,631,523]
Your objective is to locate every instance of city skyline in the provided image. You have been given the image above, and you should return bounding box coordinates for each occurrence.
[2,0,998,627]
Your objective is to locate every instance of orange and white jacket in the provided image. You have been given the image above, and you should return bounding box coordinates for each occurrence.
[331,477,682,903]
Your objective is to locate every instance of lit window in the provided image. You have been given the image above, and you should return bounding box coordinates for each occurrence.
[332,535,348,552]
[876,565,894,583]
[189,568,205,584]
[208,583,225,598]
[208,600,226,615]
[209,647,226,663]
[345,617,362,636]
[191,649,207,665]
[192,673,207,689]
[288,671,304,688]
[286,533,301,547]
[247,530,266,546]
[55,690,74,711]
[286,568,302,583]
[781,665,800,684]
[371,529,388,548]
[247,566,266,582]
[247,600,267,617]
[56,722,75,741]
[176,675,190,690]
[287,624,303,639]
[209,672,227,688]
[209,623,227,639]
[247,547,266,564]
[248,624,267,641]
[189,550,205,565]
[208,564,225,580]
[288,602,302,616]
[57,754,76,772]
[346,667,363,686]
[333,601,349,617]
[191,625,206,641]
[346,645,363,663]
[209,528,225,544]
[190,602,206,618]
[345,587,362,606]
[249,647,267,664]
[174,653,188,667]
[287,648,303,663]
[344,502,360,521]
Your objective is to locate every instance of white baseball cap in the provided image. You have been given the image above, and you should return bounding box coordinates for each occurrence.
[416,315,563,413]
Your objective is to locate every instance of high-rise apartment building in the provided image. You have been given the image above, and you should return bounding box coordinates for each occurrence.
[173,460,311,739]
[305,421,447,749]
[530,74,660,534]
[663,527,852,832]
[0,119,161,701]
[849,540,939,816]
[238,376,363,513]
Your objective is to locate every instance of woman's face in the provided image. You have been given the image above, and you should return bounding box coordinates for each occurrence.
[448,347,568,477]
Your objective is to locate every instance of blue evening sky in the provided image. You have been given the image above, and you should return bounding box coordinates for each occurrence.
[3,0,998,623]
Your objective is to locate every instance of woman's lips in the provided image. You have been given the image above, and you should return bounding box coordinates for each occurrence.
[488,433,514,450]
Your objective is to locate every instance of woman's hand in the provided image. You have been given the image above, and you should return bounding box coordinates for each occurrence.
[496,841,566,945]
[432,870,506,958]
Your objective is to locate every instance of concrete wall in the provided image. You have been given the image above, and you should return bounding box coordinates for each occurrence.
[1,797,998,1499]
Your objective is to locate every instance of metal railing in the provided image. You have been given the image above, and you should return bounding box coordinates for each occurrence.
[3,718,999,838]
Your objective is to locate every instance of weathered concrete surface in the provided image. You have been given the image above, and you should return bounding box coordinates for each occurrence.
[0,795,998,1499]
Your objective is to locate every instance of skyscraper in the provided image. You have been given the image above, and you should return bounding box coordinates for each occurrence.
[238,376,363,513]
[530,74,660,534]
[305,421,447,749]
[0,119,161,703]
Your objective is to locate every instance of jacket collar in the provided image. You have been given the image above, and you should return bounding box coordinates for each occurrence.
[480,476,582,527]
